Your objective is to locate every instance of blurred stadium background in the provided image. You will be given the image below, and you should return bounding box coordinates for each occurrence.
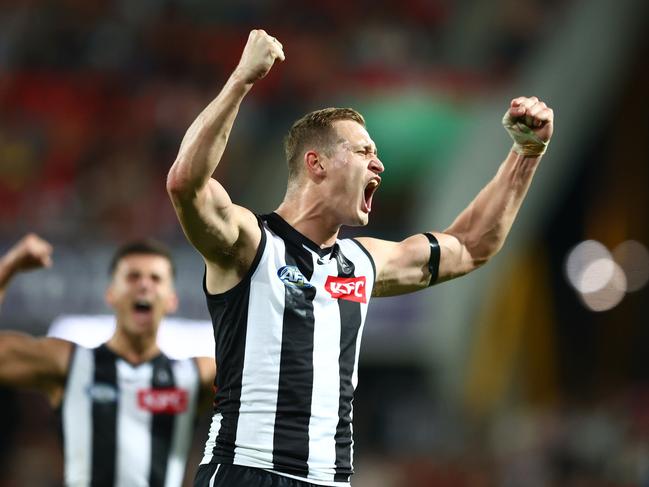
[1,0,648,485]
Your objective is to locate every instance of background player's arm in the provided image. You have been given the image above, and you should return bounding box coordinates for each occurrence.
[195,356,217,412]
[0,233,53,307]
[0,333,72,405]
[166,30,284,285]
[360,97,554,297]
[0,233,70,404]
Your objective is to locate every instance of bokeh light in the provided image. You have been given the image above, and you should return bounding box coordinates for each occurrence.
[563,239,642,312]
[612,240,649,292]
[579,261,627,312]
[565,240,612,293]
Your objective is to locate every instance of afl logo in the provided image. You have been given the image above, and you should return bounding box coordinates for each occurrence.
[87,383,119,403]
[277,265,313,289]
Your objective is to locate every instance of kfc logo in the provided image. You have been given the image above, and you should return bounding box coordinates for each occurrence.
[324,276,367,303]
[138,388,188,414]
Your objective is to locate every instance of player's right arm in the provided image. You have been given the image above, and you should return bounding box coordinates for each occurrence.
[0,333,72,405]
[166,30,285,293]
[0,234,71,405]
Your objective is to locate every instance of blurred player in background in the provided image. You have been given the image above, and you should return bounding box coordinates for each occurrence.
[0,234,216,487]
[167,30,553,486]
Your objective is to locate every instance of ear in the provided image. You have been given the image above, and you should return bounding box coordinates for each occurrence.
[105,285,115,308]
[304,150,326,181]
[165,291,179,314]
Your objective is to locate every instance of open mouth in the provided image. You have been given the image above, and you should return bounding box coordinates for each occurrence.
[362,178,381,213]
[133,299,153,313]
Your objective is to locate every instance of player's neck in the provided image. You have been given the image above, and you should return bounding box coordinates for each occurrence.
[106,328,161,365]
[275,199,340,248]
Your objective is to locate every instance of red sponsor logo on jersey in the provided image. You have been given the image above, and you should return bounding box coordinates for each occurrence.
[137,388,188,414]
[324,276,367,303]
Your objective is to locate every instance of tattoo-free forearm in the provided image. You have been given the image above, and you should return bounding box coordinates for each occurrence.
[443,150,541,267]
[168,71,252,193]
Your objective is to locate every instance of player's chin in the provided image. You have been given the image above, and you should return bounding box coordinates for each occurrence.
[347,210,369,227]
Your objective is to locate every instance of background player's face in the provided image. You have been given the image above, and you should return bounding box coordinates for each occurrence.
[105,254,178,338]
[321,120,384,226]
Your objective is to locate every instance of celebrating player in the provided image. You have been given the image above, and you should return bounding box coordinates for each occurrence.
[167,29,553,487]
[0,234,216,486]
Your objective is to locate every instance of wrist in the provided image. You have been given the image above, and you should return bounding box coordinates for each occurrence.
[230,67,255,89]
[510,141,547,157]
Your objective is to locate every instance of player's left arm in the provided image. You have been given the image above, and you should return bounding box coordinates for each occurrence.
[195,356,217,412]
[359,96,554,297]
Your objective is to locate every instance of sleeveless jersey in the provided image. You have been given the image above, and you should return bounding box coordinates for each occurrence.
[61,343,200,487]
[201,212,376,486]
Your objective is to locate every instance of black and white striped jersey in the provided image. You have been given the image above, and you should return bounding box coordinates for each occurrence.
[61,343,200,487]
[201,212,376,486]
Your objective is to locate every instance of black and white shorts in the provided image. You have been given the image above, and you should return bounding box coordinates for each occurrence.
[195,464,321,487]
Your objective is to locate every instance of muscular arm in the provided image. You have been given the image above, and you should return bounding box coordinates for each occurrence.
[166,30,284,293]
[361,96,554,297]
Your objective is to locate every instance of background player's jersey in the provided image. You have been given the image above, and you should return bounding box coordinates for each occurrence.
[201,212,375,487]
[61,344,200,487]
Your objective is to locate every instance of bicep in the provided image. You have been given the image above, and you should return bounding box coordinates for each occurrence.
[359,232,477,297]
[168,178,260,261]
[0,333,71,392]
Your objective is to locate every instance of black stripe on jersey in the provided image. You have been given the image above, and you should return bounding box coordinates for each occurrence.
[333,246,362,482]
[149,354,176,487]
[91,344,118,486]
[204,218,266,464]
[272,242,316,478]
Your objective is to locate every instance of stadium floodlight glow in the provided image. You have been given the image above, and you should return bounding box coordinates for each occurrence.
[612,240,649,292]
[578,257,617,294]
[565,240,612,293]
[579,261,627,312]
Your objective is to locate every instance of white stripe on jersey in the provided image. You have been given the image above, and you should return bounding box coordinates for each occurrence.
[201,412,223,464]
[116,360,154,487]
[63,347,94,486]
[307,250,342,481]
[233,227,286,467]
[164,359,200,487]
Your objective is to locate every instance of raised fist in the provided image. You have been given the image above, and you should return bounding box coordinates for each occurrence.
[2,233,53,274]
[502,96,554,156]
[235,29,285,84]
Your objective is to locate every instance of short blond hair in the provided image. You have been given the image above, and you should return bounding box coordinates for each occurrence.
[284,107,365,182]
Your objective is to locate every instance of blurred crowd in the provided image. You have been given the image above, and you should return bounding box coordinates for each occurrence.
[0,0,564,243]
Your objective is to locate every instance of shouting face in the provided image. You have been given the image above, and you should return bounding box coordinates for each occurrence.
[105,253,178,339]
[320,120,384,226]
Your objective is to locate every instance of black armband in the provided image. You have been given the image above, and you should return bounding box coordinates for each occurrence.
[423,233,440,286]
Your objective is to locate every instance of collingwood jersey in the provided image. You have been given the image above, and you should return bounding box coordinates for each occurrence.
[201,212,375,486]
[62,344,200,487]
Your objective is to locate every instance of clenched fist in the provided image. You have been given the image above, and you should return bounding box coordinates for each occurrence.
[502,96,554,156]
[235,29,285,84]
[2,233,53,274]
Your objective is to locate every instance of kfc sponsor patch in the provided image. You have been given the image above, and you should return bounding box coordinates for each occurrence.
[138,388,188,414]
[324,276,367,303]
